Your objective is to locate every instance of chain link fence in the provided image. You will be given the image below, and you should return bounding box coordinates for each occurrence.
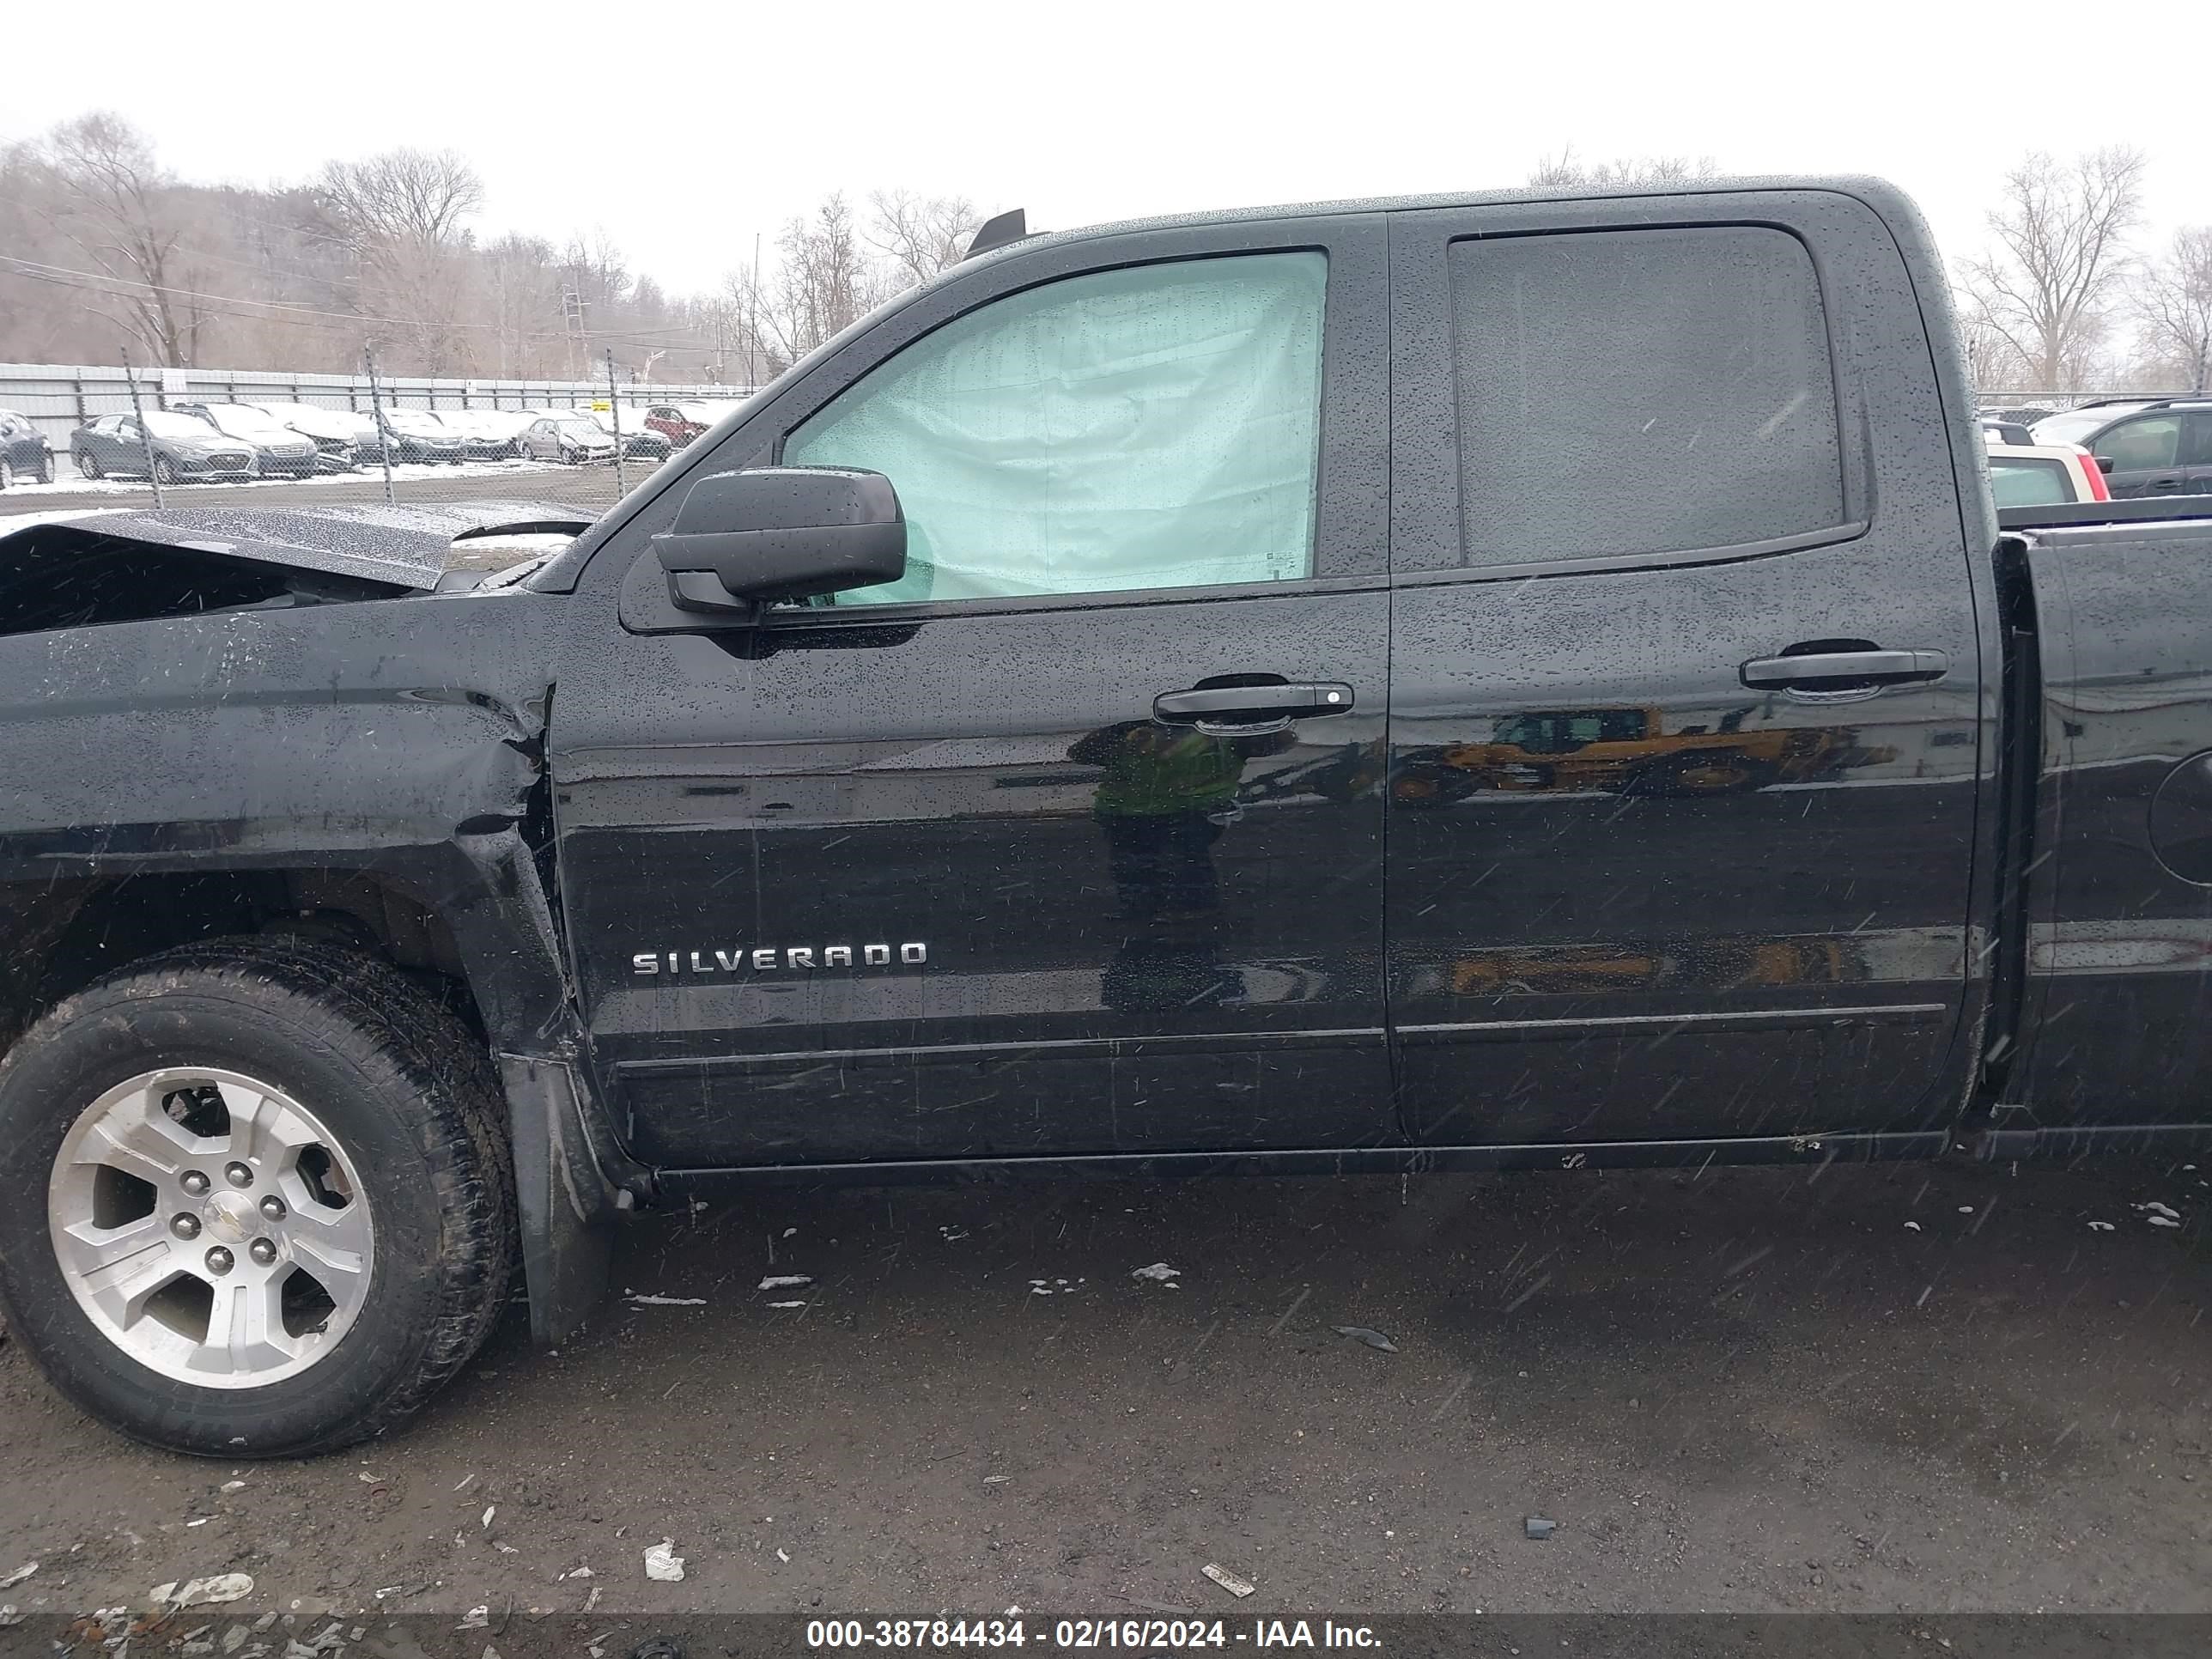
[0,360,755,518]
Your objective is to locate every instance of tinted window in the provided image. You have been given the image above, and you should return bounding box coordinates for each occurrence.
[1987,456,2075,507]
[2182,413,2212,469]
[786,252,1327,605]
[1449,226,1845,565]
[2100,416,2180,471]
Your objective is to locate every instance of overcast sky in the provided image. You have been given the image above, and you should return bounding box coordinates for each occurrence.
[8,0,2200,296]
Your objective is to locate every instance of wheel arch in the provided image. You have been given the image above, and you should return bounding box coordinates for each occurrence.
[0,836,639,1347]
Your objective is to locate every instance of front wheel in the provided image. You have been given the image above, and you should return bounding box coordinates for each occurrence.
[0,939,516,1457]
[154,456,179,486]
[0,459,13,490]
[77,451,101,480]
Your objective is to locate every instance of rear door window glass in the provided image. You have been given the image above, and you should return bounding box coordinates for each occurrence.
[1448,226,1846,565]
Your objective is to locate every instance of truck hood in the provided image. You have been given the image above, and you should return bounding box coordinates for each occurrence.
[0,500,594,591]
[0,500,596,637]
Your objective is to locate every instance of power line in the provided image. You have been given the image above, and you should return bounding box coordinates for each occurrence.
[0,252,731,356]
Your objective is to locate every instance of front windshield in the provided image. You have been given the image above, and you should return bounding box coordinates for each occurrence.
[552,420,600,437]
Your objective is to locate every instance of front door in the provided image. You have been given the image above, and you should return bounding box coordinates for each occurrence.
[552,220,1396,1167]
[1384,190,1987,1148]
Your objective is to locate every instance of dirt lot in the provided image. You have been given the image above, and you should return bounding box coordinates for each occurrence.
[2,1158,2207,1624]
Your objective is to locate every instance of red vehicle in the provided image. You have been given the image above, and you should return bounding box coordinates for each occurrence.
[641,401,731,447]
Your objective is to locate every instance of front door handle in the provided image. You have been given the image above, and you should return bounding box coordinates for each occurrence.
[1153,681,1355,730]
[1741,649,1948,690]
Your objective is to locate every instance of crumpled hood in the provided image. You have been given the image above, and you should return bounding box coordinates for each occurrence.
[0,499,594,591]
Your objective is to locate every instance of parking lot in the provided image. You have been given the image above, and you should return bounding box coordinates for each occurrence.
[2,1159,2204,1624]
[0,453,647,524]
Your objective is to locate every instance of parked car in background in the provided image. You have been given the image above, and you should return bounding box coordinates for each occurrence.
[593,409,672,460]
[0,410,54,488]
[241,402,372,471]
[641,401,726,447]
[1984,431,2110,507]
[171,403,322,479]
[2031,398,2212,499]
[519,412,617,465]
[373,409,466,465]
[431,410,532,461]
[70,411,258,483]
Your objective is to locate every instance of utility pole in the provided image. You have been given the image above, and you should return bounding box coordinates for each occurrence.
[605,349,627,499]
[120,347,164,509]
[364,343,396,507]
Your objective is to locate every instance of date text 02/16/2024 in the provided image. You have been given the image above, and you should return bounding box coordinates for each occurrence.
[803,1620,1382,1650]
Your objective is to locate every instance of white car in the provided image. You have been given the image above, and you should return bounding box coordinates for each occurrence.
[243,402,375,471]
[172,403,323,479]
[440,410,535,460]
[1983,432,2111,507]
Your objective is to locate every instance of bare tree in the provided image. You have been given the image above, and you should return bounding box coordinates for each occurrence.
[1961,147,2145,392]
[315,148,483,247]
[313,148,485,373]
[1528,149,1717,188]
[735,193,892,370]
[33,113,210,366]
[2132,226,2212,394]
[867,190,982,288]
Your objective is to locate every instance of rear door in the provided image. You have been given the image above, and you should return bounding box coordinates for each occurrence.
[551,217,1395,1168]
[1384,188,1988,1148]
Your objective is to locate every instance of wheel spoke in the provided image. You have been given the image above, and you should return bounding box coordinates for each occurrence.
[194,1273,296,1376]
[73,1084,200,1182]
[58,1218,181,1326]
[288,1199,373,1293]
[215,1079,318,1165]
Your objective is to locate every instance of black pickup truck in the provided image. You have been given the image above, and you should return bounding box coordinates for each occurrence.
[2,177,2208,1458]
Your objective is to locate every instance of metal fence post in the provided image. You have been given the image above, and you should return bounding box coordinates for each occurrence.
[605,349,627,498]
[364,344,396,507]
[120,349,165,508]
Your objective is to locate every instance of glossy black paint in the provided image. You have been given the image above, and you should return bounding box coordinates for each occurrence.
[1382,189,1997,1146]
[550,213,1394,1165]
[2010,511,2212,1127]
[0,179,2204,1303]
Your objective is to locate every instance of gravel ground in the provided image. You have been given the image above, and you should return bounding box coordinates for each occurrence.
[2,1158,2207,1623]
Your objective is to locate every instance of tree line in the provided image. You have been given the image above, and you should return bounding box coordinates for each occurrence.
[3,115,2205,397]
[0,113,980,386]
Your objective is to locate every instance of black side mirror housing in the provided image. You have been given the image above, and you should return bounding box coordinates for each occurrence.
[2094,455,2116,475]
[653,467,906,611]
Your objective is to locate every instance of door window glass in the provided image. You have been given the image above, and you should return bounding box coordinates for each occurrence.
[785,252,1327,605]
[2100,416,2180,471]
[1448,226,1846,564]
[2180,412,2212,469]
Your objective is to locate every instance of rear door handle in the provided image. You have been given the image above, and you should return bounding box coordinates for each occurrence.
[1153,682,1355,728]
[1741,649,1948,690]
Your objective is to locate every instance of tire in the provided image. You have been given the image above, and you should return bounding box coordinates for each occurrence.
[154,456,179,486]
[0,459,13,490]
[35,452,52,483]
[0,938,516,1458]
[77,451,101,480]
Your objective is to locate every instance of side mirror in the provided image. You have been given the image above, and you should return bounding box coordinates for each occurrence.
[2094,455,2116,475]
[653,466,905,611]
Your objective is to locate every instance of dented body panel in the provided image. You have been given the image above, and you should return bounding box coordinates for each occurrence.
[5,179,2212,1358]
